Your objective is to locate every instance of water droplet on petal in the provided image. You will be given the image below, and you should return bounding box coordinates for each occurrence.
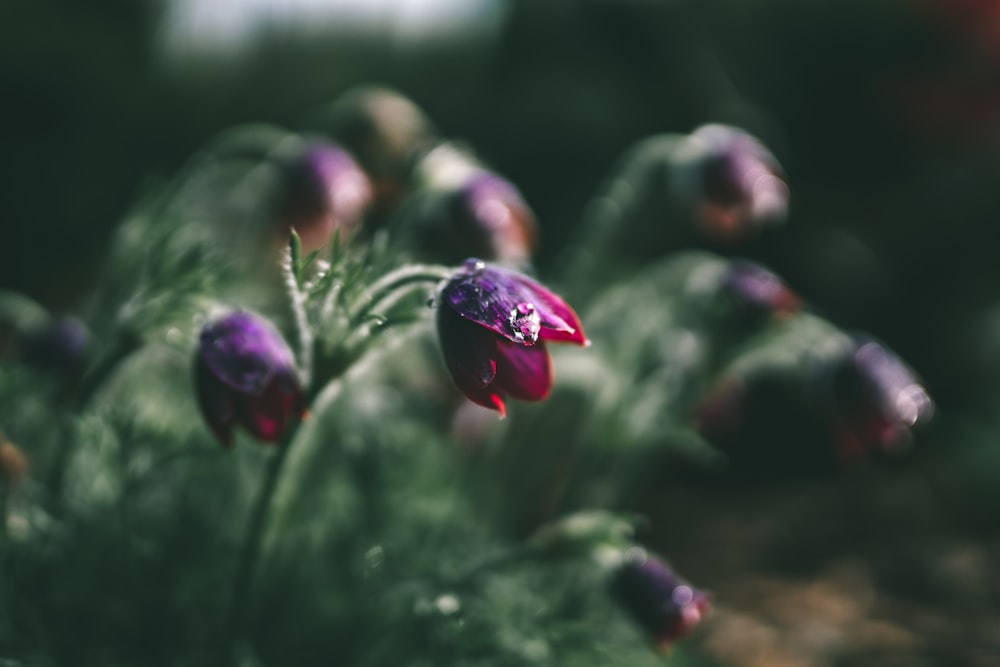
[463,258,486,272]
[508,302,541,342]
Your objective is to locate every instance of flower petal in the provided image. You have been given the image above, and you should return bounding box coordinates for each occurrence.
[199,311,297,395]
[510,274,588,345]
[437,303,499,393]
[494,339,552,401]
[440,261,538,343]
[442,260,586,345]
[456,386,507,417]
[236,369,305,443]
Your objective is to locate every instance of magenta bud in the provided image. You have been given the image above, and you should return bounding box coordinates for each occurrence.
[610,548,711,651]
[678,125,789,240]
[442,172,538,266]
[275,141,373,252]
[319,86,435,209]
[719,261,800,320]
[436,259,587,416]
[194,311,306,448]
[831,335,934,461]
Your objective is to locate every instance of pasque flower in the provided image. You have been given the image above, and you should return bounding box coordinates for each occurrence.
[718,260,800,322]
[273,141,373,253]
[436,259,587,416]
[610,548,711,651]
[693,328,934,473]
[413,172,538,267]
[673,124,788,240]
[439,172,538,267]
[830,335,934,462]
[194,311,306,447]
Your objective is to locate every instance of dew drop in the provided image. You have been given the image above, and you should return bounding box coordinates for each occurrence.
[463,258,486,272]
[508,302,541,342]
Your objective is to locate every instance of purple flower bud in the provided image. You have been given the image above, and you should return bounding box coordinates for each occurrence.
[436,259,588,416]
[194,312,306,448]
[275,141,373,253]
[320,86,435,209]
[830,336,934,461]
[441,172,538,266]
[719,261,800,320]
[20,316,90,378]
[676,125,788,240]
[693,331,934,473]
[610,548,711,651]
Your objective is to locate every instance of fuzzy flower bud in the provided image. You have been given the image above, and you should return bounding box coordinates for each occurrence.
[319,86,435,209]
[436,259,587,416]
[417,171,538,267]
[194,312,306,447]
[273,141,373,253]
[673,124,788,240]
[610,548,711,651]
[718,260,800,322]
[830,335,934,462]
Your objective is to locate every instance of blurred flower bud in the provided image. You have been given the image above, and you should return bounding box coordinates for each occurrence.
[272,140,373,254]
[829,335,934,463]
[717,260,801,322]
[194,311,306,448]
[318,86,436,209]
[672,124,788,240]
[693,323,934,473]
[416,171,538,267]
[0,439,28,496]
[20,316,90,379]
[610,547,711,651]
[436,259,587,416]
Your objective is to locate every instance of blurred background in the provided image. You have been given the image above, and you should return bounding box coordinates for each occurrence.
[3,0,1000,664]
[6,0,1000,401]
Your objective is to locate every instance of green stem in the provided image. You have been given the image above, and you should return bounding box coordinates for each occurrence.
[349,264,452,326]
[282,250,314,386]
[219,373,335,664]
[220,420,301,665]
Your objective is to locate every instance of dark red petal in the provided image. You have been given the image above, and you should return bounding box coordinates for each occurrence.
[437,302,499,392]
[456,385,507,417]
[494,339,552,401]
[236,371,303,443]
[194,356,236,448]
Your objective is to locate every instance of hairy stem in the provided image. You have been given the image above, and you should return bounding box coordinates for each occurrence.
[220,419,301,665]
[349,264,452,326]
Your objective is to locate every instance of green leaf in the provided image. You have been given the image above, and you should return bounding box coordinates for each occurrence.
[301,249,320,275]
[289,230,303,287]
